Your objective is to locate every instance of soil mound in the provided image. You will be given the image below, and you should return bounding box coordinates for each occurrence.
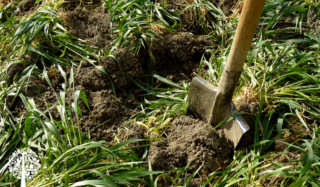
[152,33,212,84]
[6,63,27,84]
[119,123,146,157]
[149,115,234,175]
[78,90,132,141]
[17,0,36,13]
[75,47,145,91]
[63,7,111,48]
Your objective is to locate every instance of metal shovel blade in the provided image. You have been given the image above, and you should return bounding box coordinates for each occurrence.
[187,77,250,148]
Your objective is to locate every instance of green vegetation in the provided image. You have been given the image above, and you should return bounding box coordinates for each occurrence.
[0,0,320,186]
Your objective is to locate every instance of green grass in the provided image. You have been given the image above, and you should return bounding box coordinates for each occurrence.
[0,0,320,186]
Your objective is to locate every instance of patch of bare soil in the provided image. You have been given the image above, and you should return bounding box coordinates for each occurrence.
[11,87,59,119]
[152,33,213,85]
[75,47,146,93]
[17,0,35,14]
[65,87,133,141]
[149,116,234,178]
[61,7,111,48]
[6,63,27,84]
[119,123,147,157]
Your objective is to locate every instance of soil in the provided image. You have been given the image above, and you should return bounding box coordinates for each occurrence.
[7,3,241,184]
[6,63,27,84]
[17,0,36,14]
[119,123,147,157]
[61,7,112,49]
[149,116,234,178]
[152,33,213,85]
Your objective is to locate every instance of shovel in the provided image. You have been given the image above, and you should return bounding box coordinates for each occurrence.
[187,0,267,148]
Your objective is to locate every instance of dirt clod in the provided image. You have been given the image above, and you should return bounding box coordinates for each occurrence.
[152,33,213,84]
[7,63,26,84]
[149,115,234,176]
[63,8,111,48]
[17,0,36,13]
[119,124,146,157]
[75,68,110,92]
[79,90,132,141]
[75,47,145,92]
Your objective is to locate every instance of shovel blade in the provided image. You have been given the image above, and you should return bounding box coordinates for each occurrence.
[187,77,250,147]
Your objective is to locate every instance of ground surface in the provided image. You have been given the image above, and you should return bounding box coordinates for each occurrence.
[2,0,318,186]
[5,1,241,183]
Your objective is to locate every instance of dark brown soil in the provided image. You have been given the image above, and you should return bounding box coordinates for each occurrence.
[152,33,213,85]
[149,116,234,177]
[74,47,146,108]
[67,88,133,141]
[6,63,26,84]
[17,0,36,14]
[62,7,111,48]
[119,123,147,157]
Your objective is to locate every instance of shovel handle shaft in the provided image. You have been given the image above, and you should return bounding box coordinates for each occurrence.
[210,0,266,125]
[226,0,266,72]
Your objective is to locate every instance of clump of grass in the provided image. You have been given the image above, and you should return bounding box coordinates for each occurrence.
[102,0,181,61]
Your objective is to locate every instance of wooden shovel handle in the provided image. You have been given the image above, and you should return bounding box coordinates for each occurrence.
[226,0,266,72]
[210,0,266,125]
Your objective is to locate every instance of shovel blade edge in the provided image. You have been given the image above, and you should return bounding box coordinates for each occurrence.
[187,77,250,147]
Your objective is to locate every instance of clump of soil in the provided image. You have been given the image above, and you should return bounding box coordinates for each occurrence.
[11,89,60,119]
[79,90,132,141]
[91,90,130,123]
[152,33,213,84]
[61,7,111,48]
[75,47,146,92]
[119,123,147,157]
[17,0,36,14]
[75,67,110,92]
[6,63,27,84]
[99,48,146,90]
[149,116,234,176]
